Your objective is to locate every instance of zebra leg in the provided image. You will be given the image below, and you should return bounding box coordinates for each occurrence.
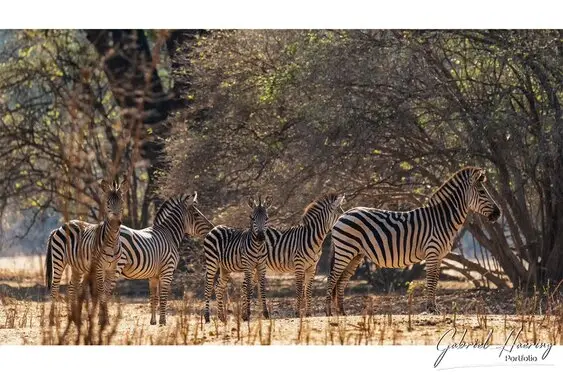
[425,255,442,314]
[294,268,306,317]
[241,268,253,321]
[336,254,363,316]
[256,263,269,319]
[99,269,115,328]
[216,270,229,322]
[303,267,316,317]
[204,262,218,323]
[158,272,174,326]
[325,253,352,316]
[49,263,65,326]
[149,277,159,325]
[68,269,83,324]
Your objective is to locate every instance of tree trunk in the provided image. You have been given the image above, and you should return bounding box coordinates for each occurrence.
[84,29,205,226]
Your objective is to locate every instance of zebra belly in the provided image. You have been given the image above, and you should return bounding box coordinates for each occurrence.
[368,251,423,269]
[120,264,159,280]
[265,257,294,273]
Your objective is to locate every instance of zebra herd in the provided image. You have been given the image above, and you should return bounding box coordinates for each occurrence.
[45,166,501,326]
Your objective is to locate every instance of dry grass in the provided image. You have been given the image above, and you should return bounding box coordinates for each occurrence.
[1,255,562,345]
[1,298,562,345]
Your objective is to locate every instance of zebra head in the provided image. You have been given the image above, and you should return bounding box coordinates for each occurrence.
[325,193,346,224]
[467,168,501,223]
[302,193,346,230]
[181,192,214,238]
[247,195,272,242]
[100,174,129,223]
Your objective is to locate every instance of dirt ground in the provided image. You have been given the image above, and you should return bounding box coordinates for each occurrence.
[1,255,562,345]
[1,298,562,345]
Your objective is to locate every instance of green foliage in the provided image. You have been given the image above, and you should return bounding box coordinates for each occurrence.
[163,29,563,287]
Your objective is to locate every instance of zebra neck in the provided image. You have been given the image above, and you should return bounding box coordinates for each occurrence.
[153,211,186,248]
[302,212,332,248]
[249,232,265,249]
[99,218,121,256]
[426,186,470,236]
[102,218,121,240]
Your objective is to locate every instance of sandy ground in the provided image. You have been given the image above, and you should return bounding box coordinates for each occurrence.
[1,255,562,346]
[1,298,562,345]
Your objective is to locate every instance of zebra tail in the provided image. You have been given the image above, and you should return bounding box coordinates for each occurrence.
[45,231,55,291]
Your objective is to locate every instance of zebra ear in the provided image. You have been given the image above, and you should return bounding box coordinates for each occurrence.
[330,194,345,211]
[100,179,111,194]
[247,197,256,209]
[184,192,197,206]
[263,196,273,208]
[119,174,129,193]
[476,170,487,183]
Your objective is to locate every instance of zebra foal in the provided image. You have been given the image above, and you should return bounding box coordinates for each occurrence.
[204,195,272,323]
[326,167,501,315]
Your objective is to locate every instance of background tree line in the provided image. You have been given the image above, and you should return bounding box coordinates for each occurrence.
[1,30,561,292]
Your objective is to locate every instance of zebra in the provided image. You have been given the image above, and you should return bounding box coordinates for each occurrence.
[264,193,346,317]
[203,195,272,323]
[46,192,213,326]
[45,175,128,325]
[114,192,213,325]
[81,176,128,326]
[326,167,501,316]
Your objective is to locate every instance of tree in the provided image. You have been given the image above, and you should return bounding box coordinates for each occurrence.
[163,29,563,289]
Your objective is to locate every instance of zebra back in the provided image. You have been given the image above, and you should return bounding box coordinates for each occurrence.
[265,193,345,272]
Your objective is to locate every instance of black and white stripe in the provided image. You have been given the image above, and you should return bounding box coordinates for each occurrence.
[203,196,272,323]
[46,192,213,326]
[326,167,501,315]
[114,193,213,325]
[264,193,345,317]
[86,177,128,326]
[45,175,128,326]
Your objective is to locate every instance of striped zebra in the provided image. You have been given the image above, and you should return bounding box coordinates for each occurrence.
[46,192,213,326]
[326,167,501,316]
[203,195,272,323]
[81,177,128,326]
[45,175,128,325]
[264,193,345,317]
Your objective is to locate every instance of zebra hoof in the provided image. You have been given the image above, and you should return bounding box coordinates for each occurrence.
[425,305,440,315]
[262,311,269,319]
[159,319,166,326]
[305,311,312,318]
[150,319,157,325]
[204,314,210,324]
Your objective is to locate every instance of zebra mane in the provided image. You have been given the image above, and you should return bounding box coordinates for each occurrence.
[301,193,339,223]
[153,196,186,226]
[427,167,481,205]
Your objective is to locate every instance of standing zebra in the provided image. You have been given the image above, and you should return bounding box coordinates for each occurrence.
[46,192,213,326]
[203,195,272,323]
[326,167,501,316]
[45,175,128,325]
[264,193,345,317]
[113,192,213,326]
[82,177,128,326]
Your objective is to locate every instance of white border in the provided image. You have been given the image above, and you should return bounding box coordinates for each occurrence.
[0,346,561,375]
[0,0,562,28]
